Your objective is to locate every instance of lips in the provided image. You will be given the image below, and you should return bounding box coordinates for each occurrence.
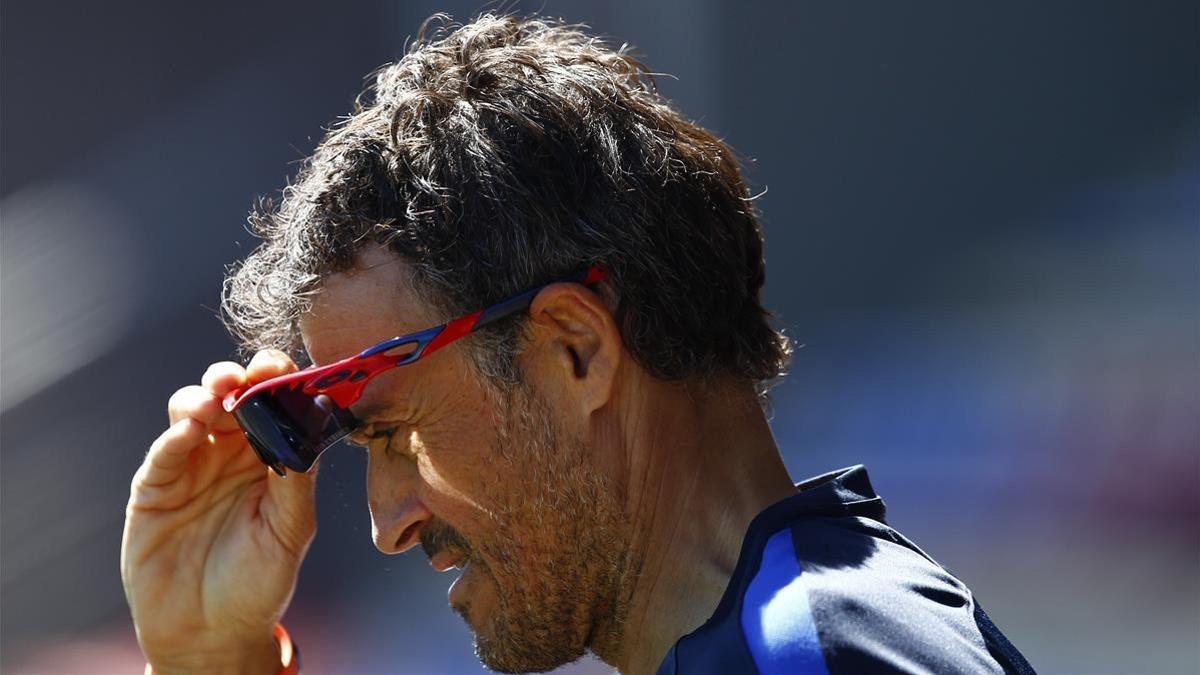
[448,560,473,607]
[429,550,468,573]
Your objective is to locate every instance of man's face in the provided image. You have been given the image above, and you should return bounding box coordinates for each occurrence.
[299,248,629,672]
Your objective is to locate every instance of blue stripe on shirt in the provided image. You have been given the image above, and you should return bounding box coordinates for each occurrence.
[739,528,829,675]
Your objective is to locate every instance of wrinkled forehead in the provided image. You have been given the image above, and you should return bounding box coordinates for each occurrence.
[298,245,443,367]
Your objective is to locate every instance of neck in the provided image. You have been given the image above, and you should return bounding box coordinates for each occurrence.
[592,377,797,675]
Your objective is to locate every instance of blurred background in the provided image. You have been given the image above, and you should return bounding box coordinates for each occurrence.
[2,1,1197,673]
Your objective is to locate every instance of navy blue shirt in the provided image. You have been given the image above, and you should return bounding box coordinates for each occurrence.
[655,466,1035,674]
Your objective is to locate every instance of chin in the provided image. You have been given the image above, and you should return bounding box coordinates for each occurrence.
[474,636,581,675]
[456,576,585,674]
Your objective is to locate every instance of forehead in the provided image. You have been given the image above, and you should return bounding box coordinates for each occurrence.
[298,245,442,367]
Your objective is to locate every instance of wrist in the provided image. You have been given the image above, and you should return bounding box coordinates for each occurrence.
[144,632,281,675]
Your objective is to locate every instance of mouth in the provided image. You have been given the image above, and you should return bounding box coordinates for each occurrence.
[448,559,473,608]
[429,550,469,573]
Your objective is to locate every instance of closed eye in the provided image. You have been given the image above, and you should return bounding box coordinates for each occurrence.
[346,426,396,449]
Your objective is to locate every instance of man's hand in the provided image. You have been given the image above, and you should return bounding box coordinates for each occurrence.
[121,350,318,674]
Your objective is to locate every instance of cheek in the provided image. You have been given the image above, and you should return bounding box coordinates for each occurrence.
[392,363,530,538]
[409,418,508,524]
[413,373,507,482]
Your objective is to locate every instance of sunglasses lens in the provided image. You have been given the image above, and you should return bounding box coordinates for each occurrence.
[233,388,359,474]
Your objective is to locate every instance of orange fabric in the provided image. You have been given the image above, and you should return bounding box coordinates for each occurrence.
[142,624,299,674]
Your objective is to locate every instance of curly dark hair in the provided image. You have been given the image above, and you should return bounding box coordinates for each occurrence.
[222,12,790,392]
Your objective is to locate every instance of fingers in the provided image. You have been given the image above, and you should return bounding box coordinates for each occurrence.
[167,385,224,427]
[147,351,300,489]
[199,350,297,401]
[138,418,210,486]
[168,360,249,429]
[202,361,246,397]
[246,350,298,384]
[194,352,295,433]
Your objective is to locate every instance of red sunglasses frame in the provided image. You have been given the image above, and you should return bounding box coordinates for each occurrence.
[223,263,609,416]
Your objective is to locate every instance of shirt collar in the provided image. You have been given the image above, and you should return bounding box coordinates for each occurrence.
[667,464,887,660]
[745,464,887,536]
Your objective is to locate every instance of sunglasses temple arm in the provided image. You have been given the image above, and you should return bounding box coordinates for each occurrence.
[471,287,541,332]
[373,265,607,366]
[470,265,605,333]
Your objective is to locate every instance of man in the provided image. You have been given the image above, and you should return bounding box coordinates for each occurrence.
[121,13,1034,675]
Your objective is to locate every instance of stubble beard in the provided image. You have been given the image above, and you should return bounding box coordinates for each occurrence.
[460,381,633,674]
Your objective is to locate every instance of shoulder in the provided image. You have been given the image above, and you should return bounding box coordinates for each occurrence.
[661,517,1008,675]
[747,518,1006,674]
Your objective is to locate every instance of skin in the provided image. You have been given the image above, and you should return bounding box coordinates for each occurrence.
[122,351,314,674]
[122,244,798,674]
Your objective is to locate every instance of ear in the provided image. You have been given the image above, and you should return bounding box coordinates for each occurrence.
[526,282,622,415]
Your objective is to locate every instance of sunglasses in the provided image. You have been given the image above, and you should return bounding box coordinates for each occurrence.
[223,264,609,476]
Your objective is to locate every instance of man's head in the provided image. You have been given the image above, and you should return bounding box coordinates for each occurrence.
[222,13,789,672]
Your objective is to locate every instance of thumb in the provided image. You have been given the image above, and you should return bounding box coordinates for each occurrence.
[262,461,319,556]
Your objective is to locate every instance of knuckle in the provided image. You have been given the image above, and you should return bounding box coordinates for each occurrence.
[157,419,196,449]
[130,466,146,492]
[172,416,204,436]
[169,386,212,416]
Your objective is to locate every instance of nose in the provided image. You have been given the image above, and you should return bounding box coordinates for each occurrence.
[367,455,432,554]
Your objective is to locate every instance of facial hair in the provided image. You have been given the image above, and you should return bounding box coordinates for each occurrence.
[453,381,632,673]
